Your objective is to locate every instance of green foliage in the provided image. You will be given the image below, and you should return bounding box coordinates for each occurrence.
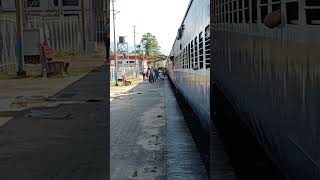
[140,33,161,56]
[131,44,144,56]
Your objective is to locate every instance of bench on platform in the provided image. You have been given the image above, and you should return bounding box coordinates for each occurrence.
[122,75,132,86]
[41,42,69,77]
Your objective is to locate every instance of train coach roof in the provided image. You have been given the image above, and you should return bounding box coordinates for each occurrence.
[169,0,194,56]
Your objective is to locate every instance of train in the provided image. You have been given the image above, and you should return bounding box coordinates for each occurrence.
[167,0,320,179]
[166,0,210,133]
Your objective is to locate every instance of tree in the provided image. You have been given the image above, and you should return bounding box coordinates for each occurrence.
[131,44,144,56]
[140,33,161,56]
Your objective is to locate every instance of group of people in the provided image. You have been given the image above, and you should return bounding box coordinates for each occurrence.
[144,67,166,83]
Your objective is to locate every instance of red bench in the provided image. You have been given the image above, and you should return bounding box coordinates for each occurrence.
[122,75,132,86]
[41,42,69,77]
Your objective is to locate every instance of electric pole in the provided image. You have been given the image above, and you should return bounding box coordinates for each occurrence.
[133,25,138,77]
[16,0,26,77]
[112,0,119,86]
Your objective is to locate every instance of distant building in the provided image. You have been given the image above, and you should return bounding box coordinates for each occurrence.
[110,54,144,68]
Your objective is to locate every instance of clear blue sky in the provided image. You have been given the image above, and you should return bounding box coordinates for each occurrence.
[110,0,190,55]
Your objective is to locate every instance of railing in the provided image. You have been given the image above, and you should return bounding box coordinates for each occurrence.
[25,16,81,51]
[0,18,17,72]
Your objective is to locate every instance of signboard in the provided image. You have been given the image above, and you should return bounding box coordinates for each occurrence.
[23,28,44,56]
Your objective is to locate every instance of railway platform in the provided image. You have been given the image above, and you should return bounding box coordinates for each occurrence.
[110,78,208,180]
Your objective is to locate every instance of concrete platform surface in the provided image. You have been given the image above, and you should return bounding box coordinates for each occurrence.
[0,66,108,180]
[111,78,208,180]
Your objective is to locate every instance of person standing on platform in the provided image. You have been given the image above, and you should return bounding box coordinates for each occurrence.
[147,68,153,83]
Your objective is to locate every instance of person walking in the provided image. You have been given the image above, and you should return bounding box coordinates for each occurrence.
[147,68,153,83]
[155,68,159,81]
[152,68,157,82]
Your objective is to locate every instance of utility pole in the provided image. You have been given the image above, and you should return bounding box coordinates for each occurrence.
[81,0,86,51]
[133,26,136,54]
[133,25,138,77]
[112,0,119,86]
[16,0,26,77]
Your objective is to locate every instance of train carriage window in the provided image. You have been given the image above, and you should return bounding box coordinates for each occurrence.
[252,0,257,23]
[185,48,187,69]
[226,10,229,23]
[245,9,250,23]
[239,11,244,23]
[230,2,233,23]
[205,26,210,69]
[286,2,298,25]
[180,52,183,69]
[305,0,320,25]
[260,0,267,5]
[244,0,248,7]
[191,40,194,67]
[194,37,198,67]
[182,49,185,69]
[184,48,186,69]
[222,5,225,23]
[244,0,249,23]
[234,11,238,23]
[27,0,40,7]
[188,43,191,69]
[260,6,268,23]
[272,3,281,12]
[199,32,204,69]
[306,0,320,6]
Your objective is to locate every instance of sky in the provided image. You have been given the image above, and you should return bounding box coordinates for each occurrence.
[110,0,191,55]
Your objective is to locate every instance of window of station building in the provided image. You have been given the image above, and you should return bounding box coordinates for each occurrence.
[205,26,210,69]
[0,0,2,9]
[286,1,298,25]
[199,32,204,69]
[194,37,198,67]
[54,0,79,6]
[27,0,40,7]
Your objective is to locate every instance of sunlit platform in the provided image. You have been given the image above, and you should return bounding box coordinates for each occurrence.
[110,78,208,180]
